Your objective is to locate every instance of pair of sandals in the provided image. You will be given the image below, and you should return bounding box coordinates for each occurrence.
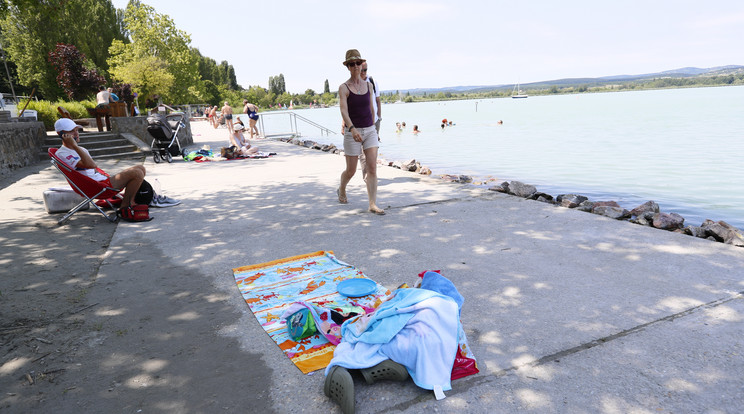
[336,188,386,215]
[324,360,408,414]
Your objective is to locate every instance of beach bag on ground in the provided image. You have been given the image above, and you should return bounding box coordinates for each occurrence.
[287,308,317,340]
[134,180,154,205]
[118,204,153,222]
[221,146,238,159]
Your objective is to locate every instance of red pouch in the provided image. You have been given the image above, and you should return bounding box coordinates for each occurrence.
[119,205,153,222]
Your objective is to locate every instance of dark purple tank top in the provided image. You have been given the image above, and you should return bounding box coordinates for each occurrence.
[346,84,374,128]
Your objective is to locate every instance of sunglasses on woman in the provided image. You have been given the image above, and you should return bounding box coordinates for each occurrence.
[347,61,363,67]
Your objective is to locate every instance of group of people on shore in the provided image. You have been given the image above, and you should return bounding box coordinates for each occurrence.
[203,100,262,157]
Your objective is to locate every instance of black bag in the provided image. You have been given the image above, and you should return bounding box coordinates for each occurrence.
[134,179,154,205]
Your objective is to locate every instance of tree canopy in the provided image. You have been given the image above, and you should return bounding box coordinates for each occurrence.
[0,0,124,99]
[0,1,332,108]
[48,43,105,100]
[107,1,199,104]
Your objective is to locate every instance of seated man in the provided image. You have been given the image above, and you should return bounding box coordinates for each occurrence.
[54,118,146,211]
[95,86,111,109]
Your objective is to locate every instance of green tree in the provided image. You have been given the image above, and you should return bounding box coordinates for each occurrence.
[108,52,174,105]
[107,2,199,104]
[323,79,330,94]
[201,80,220,105]
[0,0,124,99]
[217,61,229,85]
[269,73,286,95]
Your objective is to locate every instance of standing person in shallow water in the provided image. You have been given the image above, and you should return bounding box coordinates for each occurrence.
[337,49,385,215]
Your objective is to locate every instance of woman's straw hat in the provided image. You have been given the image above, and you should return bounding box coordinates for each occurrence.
[342,49,366,65]
[234,124,244,130]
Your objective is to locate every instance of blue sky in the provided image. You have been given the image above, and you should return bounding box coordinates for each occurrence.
[112,0,744,93]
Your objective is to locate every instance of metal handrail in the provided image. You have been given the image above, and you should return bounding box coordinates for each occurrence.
[257,111,336,138]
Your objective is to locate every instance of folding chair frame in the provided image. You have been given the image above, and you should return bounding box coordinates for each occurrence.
[48,148,122,225]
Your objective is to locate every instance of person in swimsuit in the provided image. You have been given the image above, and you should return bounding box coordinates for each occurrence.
[243,99,260,139]
[337,49,385,215]
[210,106,218,129]
[221,101,234,133]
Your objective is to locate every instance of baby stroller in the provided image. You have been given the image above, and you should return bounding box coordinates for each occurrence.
[146,112,185,163]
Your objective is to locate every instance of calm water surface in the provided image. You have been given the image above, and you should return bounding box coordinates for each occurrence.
[260,86,744,229]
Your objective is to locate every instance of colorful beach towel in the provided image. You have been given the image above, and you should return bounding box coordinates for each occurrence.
[232,251,390,373]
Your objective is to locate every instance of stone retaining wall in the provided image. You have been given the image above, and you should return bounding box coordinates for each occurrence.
[0,121,47,180]
[112,115,193,148]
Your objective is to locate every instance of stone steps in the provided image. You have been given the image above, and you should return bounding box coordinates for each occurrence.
[41,131,145,161]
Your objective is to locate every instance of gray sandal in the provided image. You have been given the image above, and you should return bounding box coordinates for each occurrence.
[324,365,355,414]
[359,359,408,385]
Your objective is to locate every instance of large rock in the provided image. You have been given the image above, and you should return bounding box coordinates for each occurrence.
[683,225,708,238]
[701,220,744,246]
[576,200,595,212]
[401,159,418,171]
[557,194,588,208]
[529,192,554,203]
[652,212,685,230]
[488,182,508,193]
[591,201,621,209]
[508,181,536,198]
[630,215,651,226]
[593,206,631,220]
[630,201,660,217]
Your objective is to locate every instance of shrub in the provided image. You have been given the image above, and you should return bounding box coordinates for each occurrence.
[25,100,57,130]
[25,100,97,130]
[58,100,95,119]
[48,43,104,101]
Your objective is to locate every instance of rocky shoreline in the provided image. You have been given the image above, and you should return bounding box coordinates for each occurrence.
[277,136,744,248]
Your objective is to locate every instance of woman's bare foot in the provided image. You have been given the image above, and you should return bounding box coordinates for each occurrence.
[337,188,348,204]
[369,206,385,215]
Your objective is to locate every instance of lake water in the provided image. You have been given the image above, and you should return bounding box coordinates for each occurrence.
[257,86,744,229]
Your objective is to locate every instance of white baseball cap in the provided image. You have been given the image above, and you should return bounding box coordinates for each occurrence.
[54,118,83,133]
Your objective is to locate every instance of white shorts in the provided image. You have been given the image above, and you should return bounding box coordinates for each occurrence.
[343,126,379,156]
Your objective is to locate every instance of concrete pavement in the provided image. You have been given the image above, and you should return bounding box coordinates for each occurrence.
[1,121,742,413]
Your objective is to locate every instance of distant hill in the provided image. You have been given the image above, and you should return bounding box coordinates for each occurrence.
[385,65,744,95]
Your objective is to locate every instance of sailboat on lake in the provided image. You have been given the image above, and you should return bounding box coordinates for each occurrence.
[512,82,528,99]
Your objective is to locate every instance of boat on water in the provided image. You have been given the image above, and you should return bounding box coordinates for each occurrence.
[512,82,528,99]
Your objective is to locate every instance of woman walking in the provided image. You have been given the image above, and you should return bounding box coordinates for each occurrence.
[337,49,385,215]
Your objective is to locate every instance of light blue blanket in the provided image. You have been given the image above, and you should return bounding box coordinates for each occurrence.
[326,286,460,392]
